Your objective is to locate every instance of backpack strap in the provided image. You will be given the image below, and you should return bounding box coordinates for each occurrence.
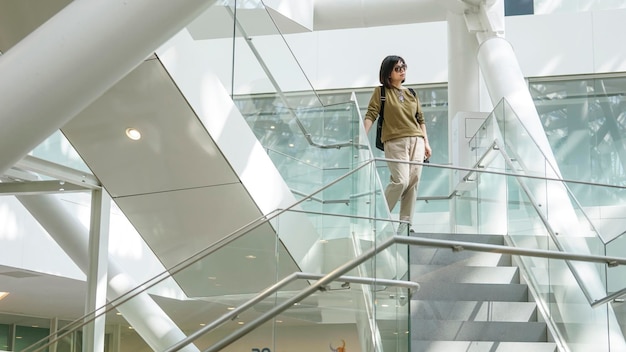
[375,86,386,151]
[408,87,416,97]
[380,85,386,119]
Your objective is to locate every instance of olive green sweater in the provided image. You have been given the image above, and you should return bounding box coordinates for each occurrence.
[364,86,425,143]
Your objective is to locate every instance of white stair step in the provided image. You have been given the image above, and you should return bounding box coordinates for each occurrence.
[411,300,537,322]
[410,248,511,266]
[411,264,518,284]
[412,233,506,245]
[416,282,528,302]
[410,340,557,352]
[411,320,548,342]
[410,234,511,266]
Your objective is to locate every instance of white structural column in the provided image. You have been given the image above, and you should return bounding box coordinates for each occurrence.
[49,317,59,352]
[472,1,626,349]
[476,37,558,171]
[447,11,481,119]
[477,34,626,351]
[16,194,200,352]
[83,189,111,352]
[0,0,217,176]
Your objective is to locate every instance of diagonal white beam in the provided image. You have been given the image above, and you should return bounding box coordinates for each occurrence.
[17,193,200,352]
[0,0,218,177]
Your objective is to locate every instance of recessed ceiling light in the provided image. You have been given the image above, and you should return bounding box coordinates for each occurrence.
[125,128,141,141]
[0,292,8,301]
[245,255,256,259]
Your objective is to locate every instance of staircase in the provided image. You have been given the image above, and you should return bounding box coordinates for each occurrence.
[409,232,559,352]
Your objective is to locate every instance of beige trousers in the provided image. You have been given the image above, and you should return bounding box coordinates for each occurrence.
[383,136,425,224]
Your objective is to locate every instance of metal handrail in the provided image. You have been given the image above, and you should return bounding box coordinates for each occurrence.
[165,273,419,351]
[21,158,626,352]
[23,160,378,352]
[198,235,626,352]
[228,6,356,150]
[494,139,598,305]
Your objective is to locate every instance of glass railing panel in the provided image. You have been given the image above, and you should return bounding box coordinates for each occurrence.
[468,101,502,169]
[474,98,619,351]
[374,282,411,352]
[203,4,399,346]
[545,254,611,351]
[529,76,626,188]
[607,234,626,293]
[245,100,363,213]
[209,13,400,351]
[463,98,626,350]
[497,98,610,296]
[374,159,454,231]
[21,177,412,352]
[462,159,612,351]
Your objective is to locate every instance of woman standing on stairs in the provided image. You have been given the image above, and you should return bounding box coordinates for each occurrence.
[363,55,432,233]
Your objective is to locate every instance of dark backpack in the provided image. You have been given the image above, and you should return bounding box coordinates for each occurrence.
[375,86,417,151]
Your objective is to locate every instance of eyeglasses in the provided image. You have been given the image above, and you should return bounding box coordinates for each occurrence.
[393,64,407,73]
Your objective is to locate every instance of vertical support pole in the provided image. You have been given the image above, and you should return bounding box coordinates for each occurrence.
[447,10,481,120]
[17,193,200,351]
[110,324,122,352]
[83,189,111,352]
[447,9,482,233]
[8,324,15,351]
[49,317,59,352]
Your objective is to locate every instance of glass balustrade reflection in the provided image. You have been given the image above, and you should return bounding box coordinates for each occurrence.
[465,98,623,351]
[20,172,415,352]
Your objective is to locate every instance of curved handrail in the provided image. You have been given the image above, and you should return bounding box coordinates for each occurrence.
[229,5,358,150]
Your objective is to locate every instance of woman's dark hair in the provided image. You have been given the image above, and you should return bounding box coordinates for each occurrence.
[379,55,406,88]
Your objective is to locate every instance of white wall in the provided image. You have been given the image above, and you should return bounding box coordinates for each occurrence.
[505,9,626,76]
[0,196,83,280]
[0,192,168,286]
[197,8,626,94]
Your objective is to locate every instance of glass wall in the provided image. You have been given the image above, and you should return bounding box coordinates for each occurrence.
[0,324,9,351]
[529,76,626,207]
